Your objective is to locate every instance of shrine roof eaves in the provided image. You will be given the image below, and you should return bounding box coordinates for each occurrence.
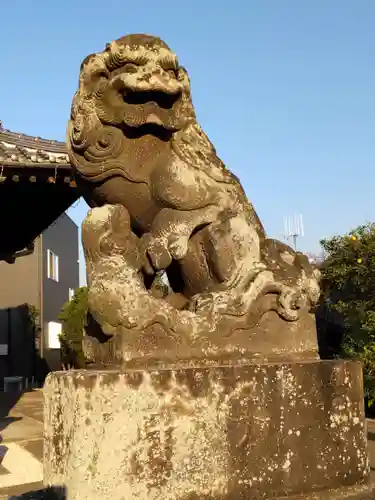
[0,124,70,166]
[0,123,79,262]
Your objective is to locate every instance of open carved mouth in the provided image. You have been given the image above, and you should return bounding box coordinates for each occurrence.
[123,89,181,110]
[122,122,174,141]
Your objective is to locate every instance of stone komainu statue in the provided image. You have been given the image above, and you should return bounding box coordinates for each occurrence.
[67,34,320,368]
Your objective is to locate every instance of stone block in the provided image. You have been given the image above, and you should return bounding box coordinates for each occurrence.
[44,361,370,499]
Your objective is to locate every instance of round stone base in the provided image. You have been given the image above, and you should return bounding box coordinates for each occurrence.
[43,361,370,500]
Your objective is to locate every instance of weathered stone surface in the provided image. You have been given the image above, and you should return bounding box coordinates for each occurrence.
[44,360,369,499]
[8,481,375,499]
[67,34,321,363]
[81,309,319,370]
[80,204,320,366]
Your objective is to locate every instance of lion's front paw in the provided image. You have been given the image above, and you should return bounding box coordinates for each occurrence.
[140,233,172,272]
[140,232,190,272]
[168,234,189,260]
[187,291,238,315]
[187,292,216,314]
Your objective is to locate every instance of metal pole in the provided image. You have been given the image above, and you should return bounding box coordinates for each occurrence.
[293,234,298,251]
[7,308,11,376]
[38,236,44,360]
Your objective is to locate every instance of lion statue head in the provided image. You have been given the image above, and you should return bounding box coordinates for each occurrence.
[67,34,195,187]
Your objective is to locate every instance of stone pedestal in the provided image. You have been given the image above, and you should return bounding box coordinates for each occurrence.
[43,361,371,499]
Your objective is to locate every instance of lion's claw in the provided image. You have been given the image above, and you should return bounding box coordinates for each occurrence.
[139,233,172,272]
[168,234,189,260]
[188,293,215,314]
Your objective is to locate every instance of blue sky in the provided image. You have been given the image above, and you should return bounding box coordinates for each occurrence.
[2,1,375,285]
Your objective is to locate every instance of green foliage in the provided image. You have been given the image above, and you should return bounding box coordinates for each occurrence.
[21,303,40,356]
[320,223,375,405]
[58,287,88,369]
[26,304,39,331]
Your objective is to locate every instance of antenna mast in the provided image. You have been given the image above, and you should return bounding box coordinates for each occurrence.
[283,214,304,251]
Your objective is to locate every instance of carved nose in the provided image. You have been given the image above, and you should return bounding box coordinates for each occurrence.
[115,71,181,95]
[147,70,181,94]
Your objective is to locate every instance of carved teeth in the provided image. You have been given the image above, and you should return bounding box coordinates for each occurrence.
[146,114,163,126]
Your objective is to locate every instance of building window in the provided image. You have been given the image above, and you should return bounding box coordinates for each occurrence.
[69,288,75,301]
[47,321,62,349]
[0,344,8,356]
[47,250,59,282]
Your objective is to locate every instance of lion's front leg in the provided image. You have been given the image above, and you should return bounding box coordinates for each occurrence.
[141,206,220,272]
[188,269,274,316]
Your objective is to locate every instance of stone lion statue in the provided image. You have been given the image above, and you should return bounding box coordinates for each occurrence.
[67,34,320,367]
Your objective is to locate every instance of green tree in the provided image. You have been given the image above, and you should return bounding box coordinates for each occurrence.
[320,222,375,406]
[26,304,39,332]
[58,286,88,369]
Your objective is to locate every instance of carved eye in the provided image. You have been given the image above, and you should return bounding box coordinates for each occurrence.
[123,63,139,74]
[167,69,177,79]
[92,69,109,80]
